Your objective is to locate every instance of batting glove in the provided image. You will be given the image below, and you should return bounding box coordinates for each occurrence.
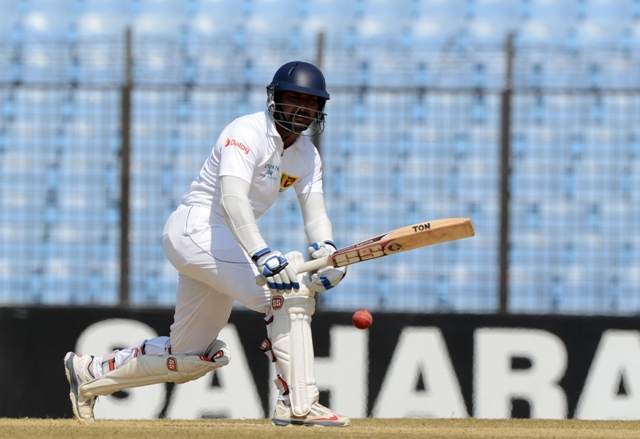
[308,240,347,292]
[252,248,300,294]
[309,266,347,293]
[308,240,338,259]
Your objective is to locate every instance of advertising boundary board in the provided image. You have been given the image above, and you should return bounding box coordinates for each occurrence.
[0,307,639,420]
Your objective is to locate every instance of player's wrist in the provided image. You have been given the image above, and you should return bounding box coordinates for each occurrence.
[253,248,290,277]
[324,240,337,252]
[251,248,272,264]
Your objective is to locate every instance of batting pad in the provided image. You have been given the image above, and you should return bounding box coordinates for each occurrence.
[80,340,230,398]
[270,293,319,417]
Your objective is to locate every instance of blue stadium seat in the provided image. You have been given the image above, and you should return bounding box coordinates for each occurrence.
[515,19,570,45]
[305,0,357,31]
[2,148,46,191]
[41,248,119,305]
[132,0,184,16]
[467,18,516,45]
[354,0,412,41]
[524,0,576,21]
[414,0,467,22]
[193,0,246,30]
[507,269,549,313]
[77,0,131,14]
[624,161,640,201]
[134,42,182,84]
[0,0,21,35]
[68,42,122,85]
[248,0,307,33]
[0,44,14,82]
[477,0,520,21]
[133,13,182,36]
[16,0,78,37]
[65,0,130,37]
[587,0,636,22]
[19,42,62,83]
[619,262,640,314]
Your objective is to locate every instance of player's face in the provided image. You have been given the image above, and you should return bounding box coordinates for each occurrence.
[279,92,319,131]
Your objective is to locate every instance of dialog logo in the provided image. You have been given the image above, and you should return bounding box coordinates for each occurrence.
[225,138,250,154]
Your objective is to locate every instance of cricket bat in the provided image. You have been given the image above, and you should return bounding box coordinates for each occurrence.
[296,217,475,273]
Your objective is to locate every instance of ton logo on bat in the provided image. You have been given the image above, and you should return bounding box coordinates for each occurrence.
[412,223,431,232]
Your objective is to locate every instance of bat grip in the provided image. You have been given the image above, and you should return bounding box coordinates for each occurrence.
[295,256,330,274]
[254,256,331,287]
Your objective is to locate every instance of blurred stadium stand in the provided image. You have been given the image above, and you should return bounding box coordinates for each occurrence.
[0,0,639,314]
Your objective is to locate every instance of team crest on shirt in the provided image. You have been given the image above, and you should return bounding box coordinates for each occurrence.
[280,172,299,192]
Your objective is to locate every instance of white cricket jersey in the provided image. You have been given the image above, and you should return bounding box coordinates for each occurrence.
[181,110,324,225]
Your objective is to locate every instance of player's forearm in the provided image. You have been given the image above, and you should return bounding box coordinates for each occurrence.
[219,177,267,256]
[298,192,334,244]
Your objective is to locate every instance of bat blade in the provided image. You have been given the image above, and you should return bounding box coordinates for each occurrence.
[296,217,475,273]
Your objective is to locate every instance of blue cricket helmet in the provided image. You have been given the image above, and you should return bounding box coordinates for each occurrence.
[268,61,330,103]
[266,61,330,135]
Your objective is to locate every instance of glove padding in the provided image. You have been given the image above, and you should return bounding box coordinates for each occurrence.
[309,266,347,293]
[307,240,347,292]
[253,248,300,294]
[308,240,338,259]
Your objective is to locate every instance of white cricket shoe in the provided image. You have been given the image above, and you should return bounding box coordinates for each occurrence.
[64,352,97,425]
[271,399,350,427]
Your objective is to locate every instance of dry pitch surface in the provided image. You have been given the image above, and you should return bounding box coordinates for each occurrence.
[2,418,640,439]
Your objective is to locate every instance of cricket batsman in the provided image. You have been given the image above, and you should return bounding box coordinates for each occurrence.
[64,61,349,427]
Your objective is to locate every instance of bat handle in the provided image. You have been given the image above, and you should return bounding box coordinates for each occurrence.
[295,256,330,274]
[254,256,331,287]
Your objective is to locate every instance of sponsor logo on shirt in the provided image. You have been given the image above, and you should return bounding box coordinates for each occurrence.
[225,138,250,154]
[279,172,299,192]
[259,163,279,181]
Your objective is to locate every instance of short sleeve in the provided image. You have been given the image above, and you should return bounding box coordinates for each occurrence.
[217,124,262,184]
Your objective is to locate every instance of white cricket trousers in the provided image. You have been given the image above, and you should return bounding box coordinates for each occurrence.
[161,204,271,355]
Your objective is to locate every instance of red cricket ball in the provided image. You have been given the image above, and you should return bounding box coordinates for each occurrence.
[352,309,373,330]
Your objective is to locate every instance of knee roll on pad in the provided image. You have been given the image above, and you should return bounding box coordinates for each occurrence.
[80,339,230,398]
